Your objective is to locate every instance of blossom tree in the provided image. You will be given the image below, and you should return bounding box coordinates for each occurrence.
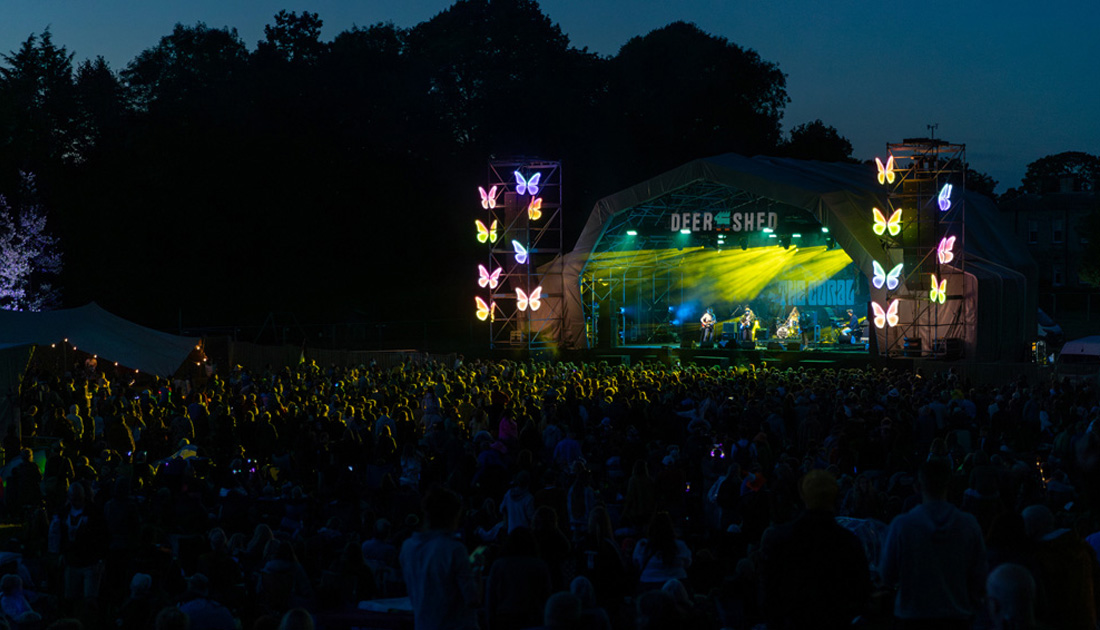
[0,172,62,311]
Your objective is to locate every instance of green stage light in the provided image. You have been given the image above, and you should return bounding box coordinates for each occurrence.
[762,227,774,234]
[626,230,638,236]
[768,234,777,238]
[792,233,802,238]
[679,229,691,235]
[821,226,829,233]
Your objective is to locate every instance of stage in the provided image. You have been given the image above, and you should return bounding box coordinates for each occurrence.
[581,339,879,369]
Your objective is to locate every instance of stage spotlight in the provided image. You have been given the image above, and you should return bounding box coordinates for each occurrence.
[821,226,830,233]
[626,229,637,236]
[792,233,802,238]
[762,227,774,234]
[679,228,691,235]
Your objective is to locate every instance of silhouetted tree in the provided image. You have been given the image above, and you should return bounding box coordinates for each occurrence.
[1022,151,1100,193]
[780,120,854,162]
[608,21,788,177]
[123,22,250,115]
[259,10,327,65]
[964,166,998,199]
[0,30,77,169]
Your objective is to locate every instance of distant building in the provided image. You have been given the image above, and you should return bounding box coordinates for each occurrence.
[1001,180,1097,290]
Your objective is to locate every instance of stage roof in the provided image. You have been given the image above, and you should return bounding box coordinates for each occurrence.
[558,153,1037,360]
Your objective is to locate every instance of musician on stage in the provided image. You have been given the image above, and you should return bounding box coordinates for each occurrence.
[700,307,716,343]
[739,307,756,342]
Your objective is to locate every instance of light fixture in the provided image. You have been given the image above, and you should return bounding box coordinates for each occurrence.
[679,228,691,235]
[821,226,829,233]
[938,183,953,212]
[514,171,541,195]
[792,233,802,238]
[626,229,638,236]
[762,227,774,234]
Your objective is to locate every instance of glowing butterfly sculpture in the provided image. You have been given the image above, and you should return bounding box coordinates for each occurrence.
[512,240,528,264]
[938,183,953,212]
[871,299,900,329]
[478,264,502,289]
[872,261,904,291]
[872,207,903,237]
[479,186,499,209]
[475,219,498,243]
[930,274,947,304]
[514,171,541,196]
[475,296,496,321]
[527,197,543,221]
[876,155,896,185]
[516,286,543,312]
[937,236,956,265]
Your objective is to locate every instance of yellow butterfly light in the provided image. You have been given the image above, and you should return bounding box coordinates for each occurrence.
[516,286,543,312]
[527,197,543,221]
[871,299,899,329]
[475,219,498,244]
[872,207,902,237]
[876,155,896,185]
[475,296,496,321]
[930,274,947,304]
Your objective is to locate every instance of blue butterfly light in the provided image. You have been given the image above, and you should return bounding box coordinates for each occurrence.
[514,171,541,196]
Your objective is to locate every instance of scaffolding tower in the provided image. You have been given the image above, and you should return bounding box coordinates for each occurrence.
[878,138,967,358]
[482,158,564,352]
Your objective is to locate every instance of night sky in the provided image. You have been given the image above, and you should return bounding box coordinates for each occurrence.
[3,0,1099,192]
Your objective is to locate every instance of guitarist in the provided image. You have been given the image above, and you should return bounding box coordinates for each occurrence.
[700,307,716,343]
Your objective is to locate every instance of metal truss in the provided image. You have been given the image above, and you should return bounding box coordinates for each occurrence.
[878,139,967,357]
[481,158,564,352]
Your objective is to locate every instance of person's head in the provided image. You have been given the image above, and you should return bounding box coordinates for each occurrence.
[208,528,227,552]
[661,578,692,609]
[1021,505,1055,540]
[532,506,558,532]
[587,505,614,542]
[986,563,1036,630]
[154,606,190,630]
[800,469,839,511]
[570,576,597,608]
[543,592,581,628]
[67,482,86,509]
[130,573,152,598]
[422,486,463,530]
[186,573,210,597]
[277,608,315,630]
[647,511,677,553]
[918,457,951,501]
[0,574,21,595]
[373,518,392,540]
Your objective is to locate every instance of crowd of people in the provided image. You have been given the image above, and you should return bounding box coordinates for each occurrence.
[0,354,1097,630]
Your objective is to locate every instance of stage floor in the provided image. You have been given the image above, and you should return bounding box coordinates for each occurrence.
[583,340,878,369]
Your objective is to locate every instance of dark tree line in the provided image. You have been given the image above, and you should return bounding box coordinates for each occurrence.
[0,0,864,329]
